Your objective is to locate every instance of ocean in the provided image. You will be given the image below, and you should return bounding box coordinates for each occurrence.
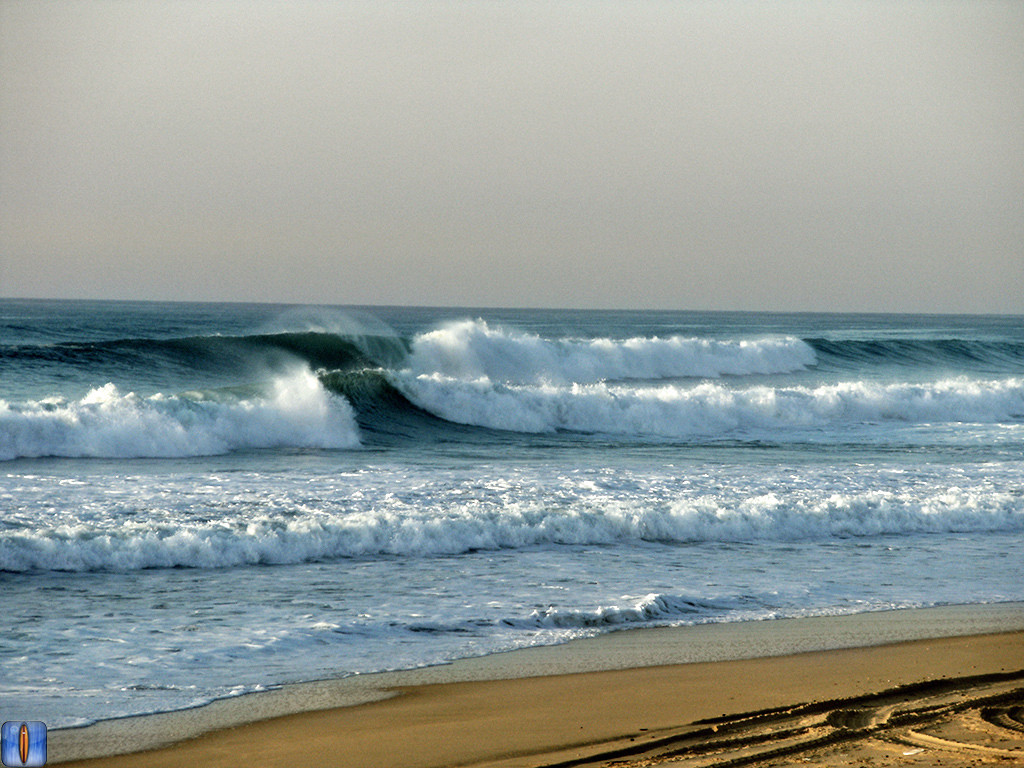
[2,299,1022,729]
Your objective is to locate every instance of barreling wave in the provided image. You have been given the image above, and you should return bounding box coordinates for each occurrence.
[0,330,408,377]
[7,325,1020,383]
[9,322,1022,387]
[8,316,1024,448]
[391,374,1024,437]
[3,485,1021,572]
[404,319,817,384]
[0,368,360,460]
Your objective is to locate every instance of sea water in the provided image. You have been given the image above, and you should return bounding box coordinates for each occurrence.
[1,300,1022,728]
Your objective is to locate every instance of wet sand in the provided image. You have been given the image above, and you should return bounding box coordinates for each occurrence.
[52,605,1024,767]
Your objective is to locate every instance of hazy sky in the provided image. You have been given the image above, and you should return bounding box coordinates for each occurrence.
[2,1,1022,312]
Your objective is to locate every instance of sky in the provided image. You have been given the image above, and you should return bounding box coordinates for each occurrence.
[1,1,1022,313]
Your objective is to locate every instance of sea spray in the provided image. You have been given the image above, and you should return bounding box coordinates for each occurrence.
[0,367,359,460]
[404,319,817,384]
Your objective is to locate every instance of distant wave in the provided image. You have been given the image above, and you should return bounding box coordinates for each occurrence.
[6,322,1023,393]
[808,337,1024,373]
[3,485,1021,572]
[7,318,1024,449]
[404,319,817,384]
[0,368,359,460]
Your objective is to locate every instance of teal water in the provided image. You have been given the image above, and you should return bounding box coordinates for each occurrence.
[2,300,1022,727]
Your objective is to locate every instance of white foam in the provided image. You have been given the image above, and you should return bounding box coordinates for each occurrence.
[0,368,360,460]
[393,374,1024,437]
[405,319,816,385]
[3,482,1021,572]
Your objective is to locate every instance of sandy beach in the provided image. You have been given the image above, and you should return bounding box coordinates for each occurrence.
[51,605,1024,768]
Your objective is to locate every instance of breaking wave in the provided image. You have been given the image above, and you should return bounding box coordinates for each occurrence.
[391,374,1024,437]
[404,319,816,384]
[7,315,1024,450]
[0,330,407,377]
[3,485,1021,572]
[0,368,359,460]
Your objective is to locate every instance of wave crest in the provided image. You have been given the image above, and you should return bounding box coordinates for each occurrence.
[392,375,1024,437]
[0,369,360,460]
[3,485,1020,572]
[405,319,816,385]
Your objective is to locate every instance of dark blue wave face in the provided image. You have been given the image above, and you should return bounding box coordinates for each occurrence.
[0,331,408,393]
[807,336,1024,376]
[0,300,415,400]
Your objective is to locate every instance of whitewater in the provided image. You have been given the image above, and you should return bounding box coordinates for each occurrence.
[2,300,1023,729]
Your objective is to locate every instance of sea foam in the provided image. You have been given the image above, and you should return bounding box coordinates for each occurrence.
[393,375,1024,437]
[3,482,1021,572]
[0,368,360,460]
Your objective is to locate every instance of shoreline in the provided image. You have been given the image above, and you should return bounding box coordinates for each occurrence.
[50,602,1024,765]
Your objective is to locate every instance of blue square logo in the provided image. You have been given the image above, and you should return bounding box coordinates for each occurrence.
[1,722,46,767]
